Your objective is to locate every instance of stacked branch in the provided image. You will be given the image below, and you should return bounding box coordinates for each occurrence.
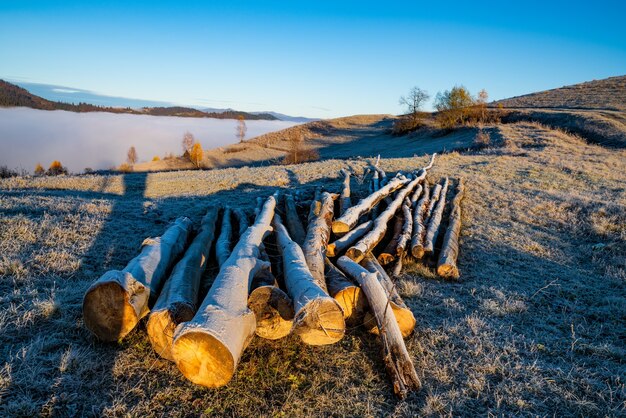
[326,220,373,258]
[147,207,220,360]
[378,213,404,265]
[339,169,352,215]
[171,196,276,388]
[410,183,431,259]
[216,208,233,268]
[325,257,367,325]
[437,179,465,279]
[83,217,193,341]
[423,177,449,257]
[284,193,306,246]
[337,256,421,399]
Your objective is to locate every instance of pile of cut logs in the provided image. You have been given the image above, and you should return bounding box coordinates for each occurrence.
[82,154,465,399]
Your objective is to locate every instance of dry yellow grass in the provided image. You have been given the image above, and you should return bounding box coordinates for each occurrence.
[0,122,625,416]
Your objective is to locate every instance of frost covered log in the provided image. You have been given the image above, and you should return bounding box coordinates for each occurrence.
[83,217,193,342]
[147,207,219,360]
[378,213,404,266]
[302,191,337,292]
[248,267,295,340]
[339,169,352,215]
[284,193,306,246]
[410,183,431,259]
[423,177,449,256]
[215,208,233,268]
[325,257,367,325]
[171,196,275,388]
[437,179,465,279]
[273,213,345,345]
[326,220,373,258]
[337,256,421,399]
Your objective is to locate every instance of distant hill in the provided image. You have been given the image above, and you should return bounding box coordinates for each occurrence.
[0,80,277,120]
[493,75,626,111]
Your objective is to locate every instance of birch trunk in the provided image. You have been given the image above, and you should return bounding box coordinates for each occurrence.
[302,191,337,292]
[326,220,373,258]
[339,168,352,215]
[410,183,431,259]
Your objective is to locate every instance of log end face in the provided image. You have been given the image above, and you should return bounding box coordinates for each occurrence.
[325,244,336,258]
[294,298,345,345]
[436,264,460,280]
[333,286,368,326]
[363,306,416,338]
[331,221,350,235]
[377,253,395,266]
[172,329,235,388]
[248,286,295,340]
[411,245,425,260]
[147,305,195,361]
[345,247,364,263]
[82,271,142,341]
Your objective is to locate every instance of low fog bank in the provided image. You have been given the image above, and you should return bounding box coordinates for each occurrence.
[0,108,299,173]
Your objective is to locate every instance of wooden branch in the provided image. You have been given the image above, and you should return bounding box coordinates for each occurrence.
[215,207,233,268]
[171,196,276,388]
[395,197,414,257]
[437,179,465,279]
[147,207,219,360]
[410,183,431,259]
[326,220,373,258]
[409,183,423,208]
[332,176,409,234]
[424,183,442,222]
[423,177,450,256]
[284,193,306,246]
[339,169,352,215]
[378,213,404,266]
[346,175,421,263]
[361,253,416,338]
[302,191,337,292]
[83,217,193,341]
[336,256,421,399]
[325,257,367,326]
[273,213,345,345]
[233,208,250,239]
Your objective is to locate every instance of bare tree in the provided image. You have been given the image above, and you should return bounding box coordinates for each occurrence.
[127,146,138,165]
[182,132,195,155]
[399,87,430,119]
[236,115,247,143]
[477,89,489,123]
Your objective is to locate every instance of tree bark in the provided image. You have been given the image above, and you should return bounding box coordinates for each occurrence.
[332,176,409,234]
[424,183,443,223]
[395,197,414,258]
[233,208,250,239]
[409,184,423,208]
[346,175,421,263]
[378,213,404,266]
[302,191,337,292]
[437,179,465,279]
[424,177,449,256]
[410,183,431,259]
[147,207,219,360]
[83,217,193,341]
[326,220,373,258]
[336,256,421,399]
[284,193,306,246]
[339,169,352,215]
[361,253,416,338]
[273,213,345,345]
[325,257,367,326]
[171,196,276,388]
[215,207,233,268]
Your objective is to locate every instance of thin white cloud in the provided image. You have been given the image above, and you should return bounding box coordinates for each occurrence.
[52,88,80,94]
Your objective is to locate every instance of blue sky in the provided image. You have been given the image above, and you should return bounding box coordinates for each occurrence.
[1,1,625,118]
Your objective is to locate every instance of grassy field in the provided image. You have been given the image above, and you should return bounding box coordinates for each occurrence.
[1,121,625,416]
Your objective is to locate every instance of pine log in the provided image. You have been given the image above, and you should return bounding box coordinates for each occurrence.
[423,177,450,256]
[361,253,416,338]
[339,169,352,215]
[410,183,431,259]
[215,208,233,268]
[336,256,421,399]
[302,191,337,292]
[346,175,422,263]
[332,176,409,234]
[284,193,306,246]
[378,213,404,266]
[437,179,465,279]
[171,196,276,388]
[83,217,193,341]
[326,220,373,257]
[147,207,220,360]
[273,213,345,345]
[395,197,414,257]
[325,257,367,326]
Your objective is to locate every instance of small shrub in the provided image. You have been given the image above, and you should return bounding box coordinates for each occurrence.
[392,115,425,135]
[83,167,94,174]
[152,156,160,161]
[47,160,68,176]
[474,129,491,148]
[118,163,133,172]
[0,165,20,179]
[163,152,175,160]
[127,146,138,165]
[189,143,204,168]
[34,163,45,176]
[282,148,320,165]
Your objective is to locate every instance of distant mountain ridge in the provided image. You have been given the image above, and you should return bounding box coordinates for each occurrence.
[0,80,278,120]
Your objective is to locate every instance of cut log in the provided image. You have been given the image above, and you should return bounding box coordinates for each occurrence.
[361,253,416,338]
[410,183,431,259]
[409,184,423,208]
[302,191,337,292]
[437,179,465,279]
[171,196,276,388]
[423,177,450,257]
[336,256,421,399]
[83,217,193,341]
[395,197,414,257]
[326,220,373,257]
[332,176,409,234]
[346,175,422,263]
[325,257,367,326]
[284,193,306,246]
[233,208,250,239]
[424,183,442,222]
[378,213,404,266]
[248,267,295,340]
[215,208,233,268]
[273,213,345,345]
[339,169,352,215]
[147,207,220,360]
